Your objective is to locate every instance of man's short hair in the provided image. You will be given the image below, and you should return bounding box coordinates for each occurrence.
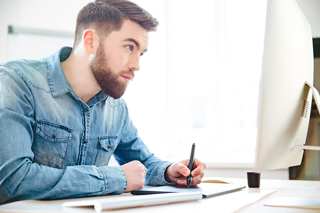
[73,0,159,48]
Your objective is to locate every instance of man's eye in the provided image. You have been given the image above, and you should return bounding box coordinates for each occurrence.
[126,45,133,51]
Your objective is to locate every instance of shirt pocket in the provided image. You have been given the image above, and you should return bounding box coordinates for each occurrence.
[94,136,117,167]
[32,119,72,169]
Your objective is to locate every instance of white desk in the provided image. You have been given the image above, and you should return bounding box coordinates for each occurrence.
[0,178,319,213]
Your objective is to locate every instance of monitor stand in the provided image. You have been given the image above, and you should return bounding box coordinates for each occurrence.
[272,81,320,210]
[294,81,320,151]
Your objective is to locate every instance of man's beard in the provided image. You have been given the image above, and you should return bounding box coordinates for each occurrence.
[89,44,133,99]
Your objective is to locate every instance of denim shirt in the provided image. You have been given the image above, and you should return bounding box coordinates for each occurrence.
[0,47,172,204]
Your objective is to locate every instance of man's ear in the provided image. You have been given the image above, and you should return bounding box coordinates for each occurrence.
[83,29,99,54]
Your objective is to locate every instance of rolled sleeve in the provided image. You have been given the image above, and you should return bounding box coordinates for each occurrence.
[146,161,176,186]
[98,166,127,195]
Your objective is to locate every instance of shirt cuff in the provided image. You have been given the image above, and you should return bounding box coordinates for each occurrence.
[150,161,176,186]
[98,166,127,195]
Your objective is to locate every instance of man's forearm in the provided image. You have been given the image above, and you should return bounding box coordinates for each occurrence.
[0,159,126,204]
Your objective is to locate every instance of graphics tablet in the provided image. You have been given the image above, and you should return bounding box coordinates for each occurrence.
[131,183,246,198]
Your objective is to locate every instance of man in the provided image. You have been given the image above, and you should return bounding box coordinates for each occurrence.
[0,0,206,204]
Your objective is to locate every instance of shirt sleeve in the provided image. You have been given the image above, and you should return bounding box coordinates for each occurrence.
[113,102,174,186]
[0,67,126,205]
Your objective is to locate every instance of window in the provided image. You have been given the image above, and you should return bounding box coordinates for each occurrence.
[126,0,267,165]
[6,0,268,166]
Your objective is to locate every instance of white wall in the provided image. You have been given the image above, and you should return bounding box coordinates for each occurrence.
[296,0,320,38]
[296,0,320,93]
[0,0,92,62]
[0,0,19,62]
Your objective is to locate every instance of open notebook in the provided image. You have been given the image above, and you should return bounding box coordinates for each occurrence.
[131,182,246,198]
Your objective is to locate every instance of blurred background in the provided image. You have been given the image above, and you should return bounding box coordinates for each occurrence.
[1,0,319,179]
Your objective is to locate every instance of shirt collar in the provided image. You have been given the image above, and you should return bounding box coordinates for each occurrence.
[46,46,107,103]
[47,47,73,97]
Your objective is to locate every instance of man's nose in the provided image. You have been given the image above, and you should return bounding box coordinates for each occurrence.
[128,54,140,72]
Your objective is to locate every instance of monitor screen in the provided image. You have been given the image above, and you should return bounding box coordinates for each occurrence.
[254,0,314,171]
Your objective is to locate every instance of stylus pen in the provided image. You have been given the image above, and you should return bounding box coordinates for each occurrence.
[187,143,195,188]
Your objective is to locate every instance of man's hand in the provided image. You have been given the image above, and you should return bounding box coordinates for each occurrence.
[165,158,206,186]
[120,160,147,192]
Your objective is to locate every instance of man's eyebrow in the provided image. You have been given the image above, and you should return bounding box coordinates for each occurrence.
[124,38,148,53]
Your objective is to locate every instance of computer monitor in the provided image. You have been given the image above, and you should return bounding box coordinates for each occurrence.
[254,0,320,171]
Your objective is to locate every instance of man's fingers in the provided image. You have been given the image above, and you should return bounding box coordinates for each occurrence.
[177,159,206,177]
[177,179,187,185]
[191,159,206,176]
[190,172,204,184]
[165,159,206,186]
[143,166,147,174]
[177,176,201,186]
[191,167,202,176]
[177,163,190,177]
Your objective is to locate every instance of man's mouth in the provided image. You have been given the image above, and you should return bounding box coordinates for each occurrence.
[121,75,133,83]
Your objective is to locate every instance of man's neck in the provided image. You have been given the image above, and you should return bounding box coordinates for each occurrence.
[61,48,101,103]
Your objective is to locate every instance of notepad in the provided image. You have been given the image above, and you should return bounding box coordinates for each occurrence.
[131,183,246,198]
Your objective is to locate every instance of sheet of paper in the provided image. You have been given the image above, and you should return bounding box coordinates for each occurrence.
[197,188,276,213]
